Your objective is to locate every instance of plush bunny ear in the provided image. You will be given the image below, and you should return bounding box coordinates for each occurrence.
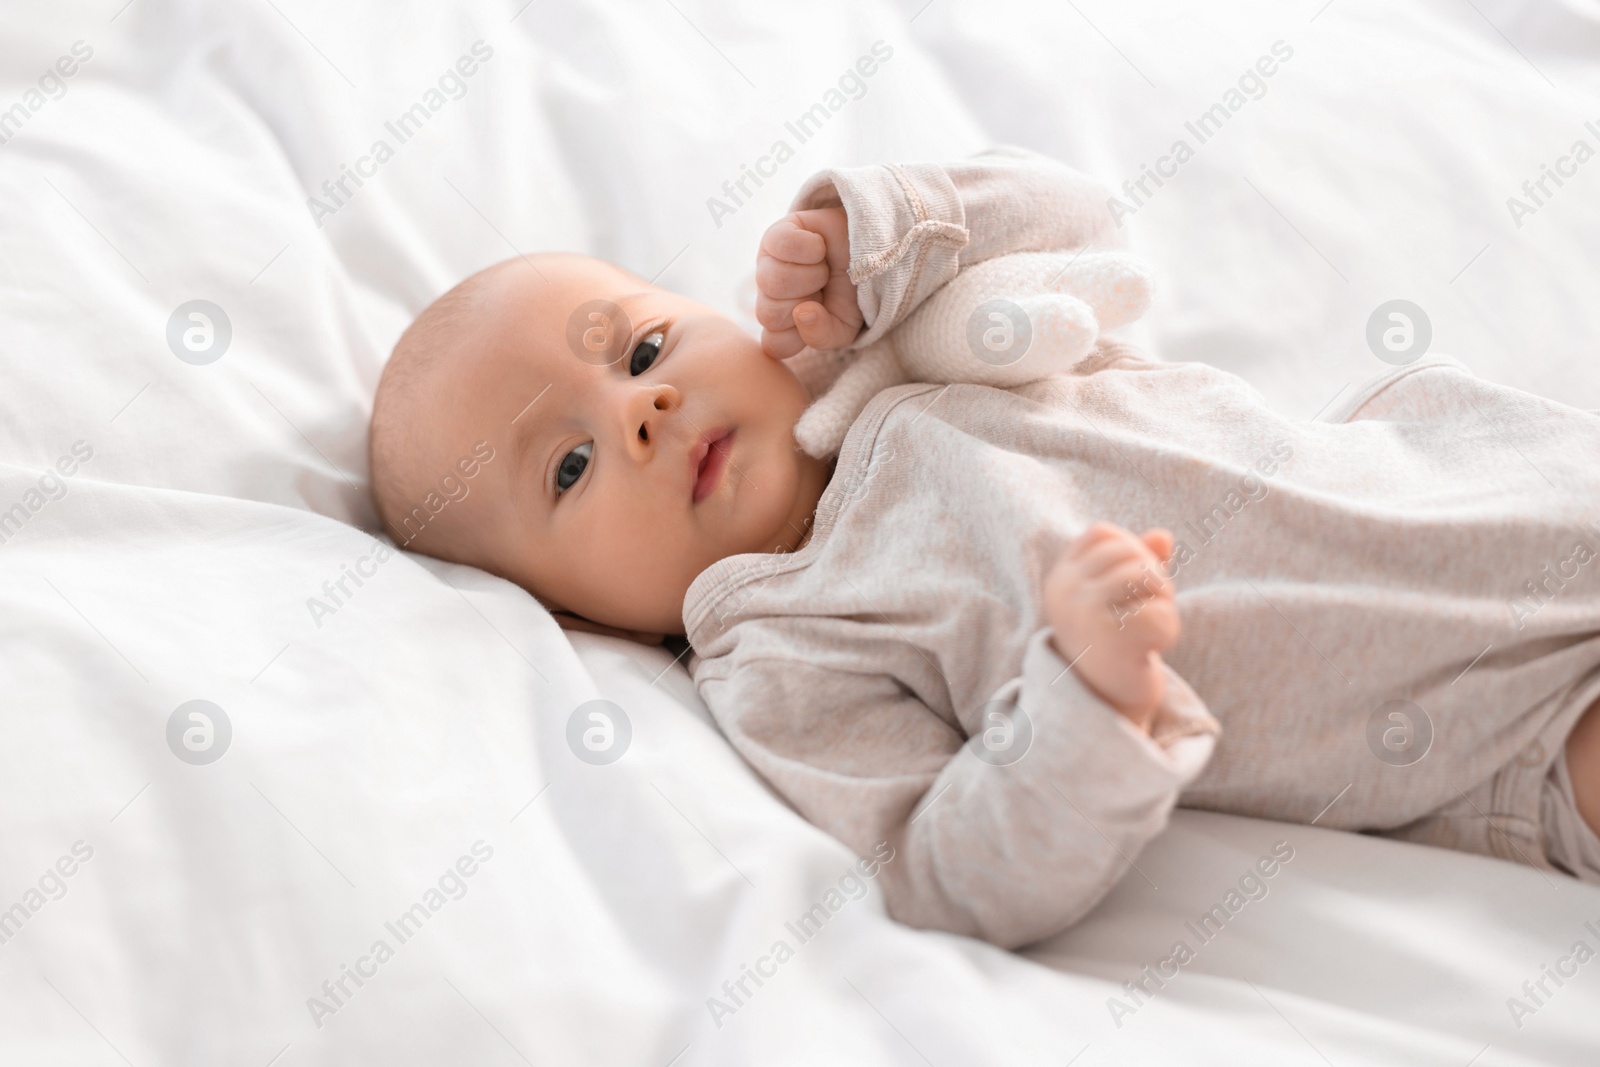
[792,250,1156,457]
[793,341,907,460]
[1037,249,1153,332]
[890,250,1154,388]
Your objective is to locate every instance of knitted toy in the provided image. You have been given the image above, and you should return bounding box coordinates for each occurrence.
[793,250,1153,460]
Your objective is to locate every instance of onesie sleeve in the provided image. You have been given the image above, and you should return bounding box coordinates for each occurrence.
[694,623,1219,949]
[787,145,1124,352]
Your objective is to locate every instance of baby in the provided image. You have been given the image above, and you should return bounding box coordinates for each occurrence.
[370,146,1600,948]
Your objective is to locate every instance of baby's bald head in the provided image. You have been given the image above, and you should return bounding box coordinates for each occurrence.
[369,260,504,553]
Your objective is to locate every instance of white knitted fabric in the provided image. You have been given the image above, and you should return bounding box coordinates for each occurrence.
[795,250,1153,460]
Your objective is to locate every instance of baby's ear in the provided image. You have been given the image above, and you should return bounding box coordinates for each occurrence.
[550,610,667,648]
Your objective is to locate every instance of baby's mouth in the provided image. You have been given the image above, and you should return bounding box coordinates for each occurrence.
[691,428,735,504]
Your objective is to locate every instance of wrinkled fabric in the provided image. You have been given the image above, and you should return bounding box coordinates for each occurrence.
[683,149,1600,948]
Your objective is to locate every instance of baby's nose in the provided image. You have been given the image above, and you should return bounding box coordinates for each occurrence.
[624,383,680,452]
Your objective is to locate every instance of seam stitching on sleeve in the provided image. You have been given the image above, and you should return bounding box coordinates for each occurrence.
[848,164,968,309]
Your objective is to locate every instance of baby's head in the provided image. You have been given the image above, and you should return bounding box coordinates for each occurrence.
[369,253,832,641]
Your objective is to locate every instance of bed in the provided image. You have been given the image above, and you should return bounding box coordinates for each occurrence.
[2,0,1597,1063]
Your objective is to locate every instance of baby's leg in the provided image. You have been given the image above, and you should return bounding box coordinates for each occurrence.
[1564,694,1600,840]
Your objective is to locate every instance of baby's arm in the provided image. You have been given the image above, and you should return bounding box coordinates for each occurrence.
[695,610,1217,948]
[757,145,1121,359]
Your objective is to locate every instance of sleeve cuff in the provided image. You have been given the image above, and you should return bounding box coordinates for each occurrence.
[1019,627,1221,789]
[790,161,969,348]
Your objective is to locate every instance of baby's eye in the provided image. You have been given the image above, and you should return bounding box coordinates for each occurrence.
[629,330,665,376]
[555,441,591,495]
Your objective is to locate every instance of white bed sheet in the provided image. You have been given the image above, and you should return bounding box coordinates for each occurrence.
[1,0,1597,1064]
[907,0,1600,416]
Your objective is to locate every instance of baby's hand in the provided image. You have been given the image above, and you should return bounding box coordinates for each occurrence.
[1043,523,1180,734]
[755,206,862,359]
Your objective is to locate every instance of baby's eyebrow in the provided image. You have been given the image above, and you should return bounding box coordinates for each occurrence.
[510,382,553,430]
[608,291,652,331]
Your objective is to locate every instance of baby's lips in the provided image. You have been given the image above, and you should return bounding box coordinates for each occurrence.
[688,436,711,495]
[688,428,736,505]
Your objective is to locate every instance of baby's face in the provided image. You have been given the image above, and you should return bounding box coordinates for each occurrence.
[403,256,830,637]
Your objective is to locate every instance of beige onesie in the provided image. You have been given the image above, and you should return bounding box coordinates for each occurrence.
[683,147,1600,948]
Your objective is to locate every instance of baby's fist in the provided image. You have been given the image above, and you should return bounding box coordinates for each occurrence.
[1043,523,1181,733]
[755,207,862,358]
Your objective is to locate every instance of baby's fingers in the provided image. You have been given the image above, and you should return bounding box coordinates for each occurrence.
[1074,534,1152,582]
[1109,596,1181,652]
[1141,527,1174,563]
[761,324,807,360]
[793,300,860,350]
[756,252,828,301]
[755,291,804,333]
[1068,521,1125,557]
[761,301,860,358]
[1059,526,1127,579]
[759,215,828,266]
[1099,554,1173,604]
[755,207,859,357]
